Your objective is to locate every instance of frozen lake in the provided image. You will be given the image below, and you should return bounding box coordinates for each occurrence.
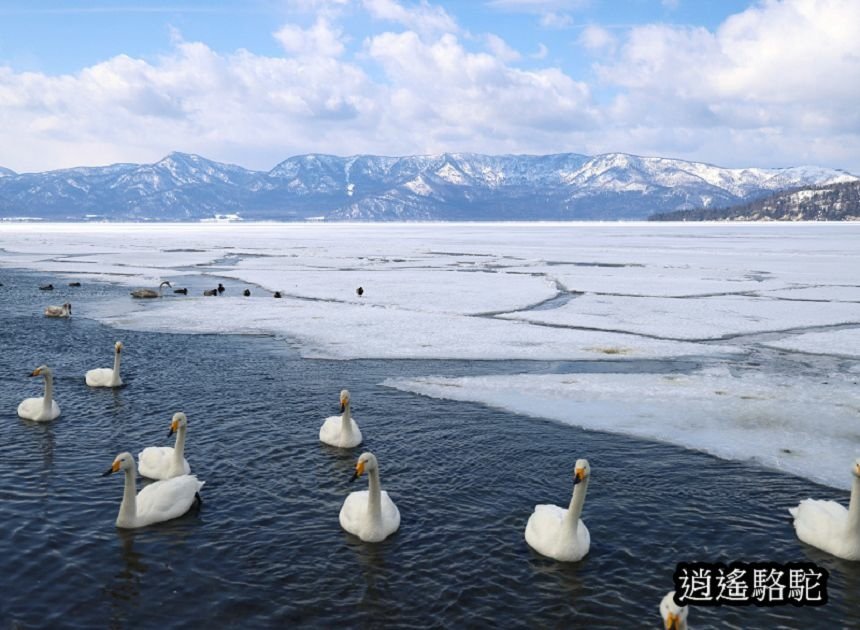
[0,221,858,627]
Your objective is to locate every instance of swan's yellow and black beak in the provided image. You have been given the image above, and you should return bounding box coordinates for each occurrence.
[29,368,42,377]
[115,342,122,353]
[573,466,586,485]
[168,418,179,438]
[102,460,121,477]
[664,612,680,630]
[340,396,348,413]
[350,460,366,483]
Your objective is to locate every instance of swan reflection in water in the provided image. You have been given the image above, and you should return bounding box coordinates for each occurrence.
[105,529,149,626]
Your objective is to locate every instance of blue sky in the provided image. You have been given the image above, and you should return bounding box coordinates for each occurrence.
[0,0,857,173]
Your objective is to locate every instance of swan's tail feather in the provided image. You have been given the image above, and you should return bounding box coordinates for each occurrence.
[788,506,798,518]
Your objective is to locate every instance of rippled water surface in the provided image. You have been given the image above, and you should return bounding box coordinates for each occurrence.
[1,272,858,628]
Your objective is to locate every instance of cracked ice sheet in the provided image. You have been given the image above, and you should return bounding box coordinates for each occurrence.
[762,328,860,359]
[761,286,860,303]
[384,369,860,489]
[83,295,736,361]
[498,294,860,341]
[218,260,558,315]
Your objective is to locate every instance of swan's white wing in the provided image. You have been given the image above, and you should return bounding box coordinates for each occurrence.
[347,420,363,447]
[319,416,341,444]
[17,397,60,421]
[792,499,847,545]
[379,491,401,535]
[17,397,42,419]
[138,446,174,480]
[136,475,204,527]
[320,417,363,447]
[86,368,113,387]
[339,491,369,536]
[525,504,565,556]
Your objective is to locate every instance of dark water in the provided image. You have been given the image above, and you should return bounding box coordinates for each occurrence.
[1,272,858,629]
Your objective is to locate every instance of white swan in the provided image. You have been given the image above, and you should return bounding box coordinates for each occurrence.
[339,452,400,542]
[102,452,203,529]
[138,412,192,480]
[525,458,591,562]
[86,341,124,387]
[44,303,71,318]
[789,458,860,561]
[130,281,171,299]
[660,591,689,630]
[319,389,362,448]
[17,365,61,421]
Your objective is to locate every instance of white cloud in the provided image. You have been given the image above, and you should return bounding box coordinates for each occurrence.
[0,0,859,174]
[539,11,573,29]
[590,0,860,169]
[531,42,549,59]
[484,33,521,62]
[273,17,346,57]
[578,24,616,51]
[362,0,458,35]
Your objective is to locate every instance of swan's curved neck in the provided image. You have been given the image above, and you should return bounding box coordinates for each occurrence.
[367,466,383,525]
[563,477,589,533]
[111,350,122,385]
[341,401,353,440]
[42,372,54,413]
[848,475,860,531]
[173,425,186,466]
[118,466,137,525]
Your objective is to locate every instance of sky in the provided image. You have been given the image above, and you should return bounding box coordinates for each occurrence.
[0,0,858,174]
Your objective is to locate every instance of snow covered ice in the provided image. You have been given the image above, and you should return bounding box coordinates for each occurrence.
[1,221,857,488]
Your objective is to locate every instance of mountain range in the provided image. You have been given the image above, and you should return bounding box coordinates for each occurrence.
[0,152,855,221]
[651,180,860,221]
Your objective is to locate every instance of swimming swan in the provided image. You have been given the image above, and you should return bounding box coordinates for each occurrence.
[789,458,860,561]
[102,452,203,529]
[339,452,400,542]
[320,389,362,448]
[131,281,171,299]
[44,303,71,318]
[18,365,61,421]
[86,341,124,387]
[525,459,591,562]
[138,412,192,480]
[660,591,689,630]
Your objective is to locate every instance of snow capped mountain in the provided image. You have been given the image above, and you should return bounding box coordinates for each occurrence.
[0,152,855,221]
[652,180,860,221]
[0,166,15,178]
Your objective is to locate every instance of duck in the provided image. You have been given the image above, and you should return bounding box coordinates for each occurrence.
[217,283,225,295]
[320,389,363,448]
[68,281,81,287]
[659,591,689,630]
[44,303,72,318]
[356,286,364,297]
[173,287,188,295]
[789,458,860,560]
[85,341,124,387]
[138,412,192,480]
[17,365,61,421]
[273,291,282,299]
[130,281,171,299]
[39,283,54,291]
[102,452,203,529]
[525,459,591,562]
[203,288,218,296]
[339,452,400,542]
[243,288,250,297]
